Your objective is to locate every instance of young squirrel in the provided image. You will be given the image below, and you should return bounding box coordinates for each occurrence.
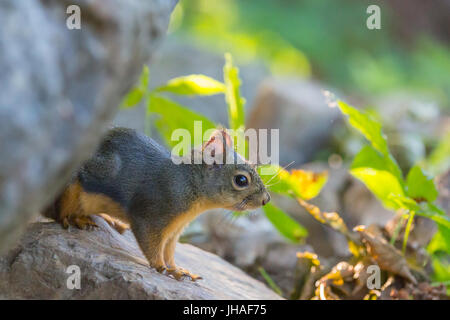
[43,127,270,281]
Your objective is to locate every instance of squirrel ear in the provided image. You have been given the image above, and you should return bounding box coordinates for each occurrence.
[202,129,234,164]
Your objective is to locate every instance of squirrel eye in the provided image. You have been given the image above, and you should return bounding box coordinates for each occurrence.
[233,174,249,189]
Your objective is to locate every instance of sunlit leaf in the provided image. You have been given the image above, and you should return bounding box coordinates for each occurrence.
[351,145,405,209]
[148,94,216,150]
[428,225,450,254]
[337,100,389,155]
[263,202,307,243]
[406,165,438,203]
[223,53,246,130]
[430,255,450,284]
[121,87,145,109]
[259,165,328,200]
[139,65,150,89]
[155,74,226,96]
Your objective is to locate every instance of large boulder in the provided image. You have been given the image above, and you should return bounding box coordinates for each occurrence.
[0,0,177,253]
[0,217,281,300]
[246,78,342,166]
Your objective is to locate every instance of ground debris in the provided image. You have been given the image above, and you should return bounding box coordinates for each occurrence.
[294,216,449,300]
[354,225,417,284]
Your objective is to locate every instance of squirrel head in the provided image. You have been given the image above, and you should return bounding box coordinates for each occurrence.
[192,129,270,211]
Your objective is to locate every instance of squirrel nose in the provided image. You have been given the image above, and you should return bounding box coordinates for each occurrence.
[262,192,271,206]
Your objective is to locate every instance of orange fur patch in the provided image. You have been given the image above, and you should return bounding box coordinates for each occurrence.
[161,200,216,265]
[59,180,128,224]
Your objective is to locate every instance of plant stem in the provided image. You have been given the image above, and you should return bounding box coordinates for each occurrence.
[390,212,406,245]
[258,267,283,296]
[402,211,415,254]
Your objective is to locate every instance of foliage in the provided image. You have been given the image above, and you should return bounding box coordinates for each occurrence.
[337,100,450,286]
[173,0,450,105]
[120,55,328,245]
[263,202,307,243]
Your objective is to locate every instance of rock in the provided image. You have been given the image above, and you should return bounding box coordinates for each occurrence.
[342,178,394,228]
[0,217,281,300]
[436,170,450,214]
[374,92,448,171]
[0,0,177,253]
[246,78,342,165]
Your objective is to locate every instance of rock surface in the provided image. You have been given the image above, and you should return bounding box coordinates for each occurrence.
[0,217,281,300]
[0,0,177,252]
[246,78,342,166]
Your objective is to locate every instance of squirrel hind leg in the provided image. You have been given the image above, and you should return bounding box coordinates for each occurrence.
[53,180,92,230]
[70,215,98,230]
[98,213,129,234]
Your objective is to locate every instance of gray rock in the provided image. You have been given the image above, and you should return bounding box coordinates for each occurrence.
[436,170,450,214]
[374,92,449,170]
[246,78,342,165]
[0,216,281,300]
[0,0,177,253]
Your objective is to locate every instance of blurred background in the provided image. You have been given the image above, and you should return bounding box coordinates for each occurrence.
[114,0,450,297]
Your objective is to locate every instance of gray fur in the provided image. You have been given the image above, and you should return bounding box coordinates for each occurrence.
[77,127,269,228]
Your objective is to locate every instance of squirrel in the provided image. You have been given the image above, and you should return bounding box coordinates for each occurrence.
[42,127,270,281]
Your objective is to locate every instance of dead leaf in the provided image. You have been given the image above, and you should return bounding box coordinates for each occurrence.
[297,199,363,257]
[354,225,417,284]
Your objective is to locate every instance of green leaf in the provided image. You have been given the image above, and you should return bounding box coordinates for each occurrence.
[120,65,150,109]
[337,100,389,155]
[259,165,328,200]
[406,165,438,202]
[350,145,405,209]
[428,225,450,254]
[388,194,420,211]
[430,255,450,284]
[148,94,216,150]
[139,65,150,89]
[388,194,450,230]
[263,202,307,243]
[155,74,226,96]
[223,53,246,130]
[120,87,145,109]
